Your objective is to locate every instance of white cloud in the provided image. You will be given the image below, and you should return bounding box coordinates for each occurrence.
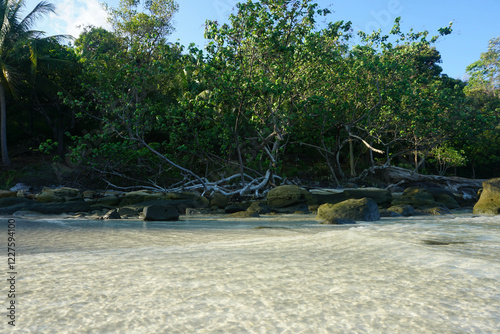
[48,0,112,38]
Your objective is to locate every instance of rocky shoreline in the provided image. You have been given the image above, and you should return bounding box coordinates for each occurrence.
[1,177,499,223]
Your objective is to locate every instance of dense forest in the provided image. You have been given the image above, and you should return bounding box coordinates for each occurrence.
[1,0,499,194]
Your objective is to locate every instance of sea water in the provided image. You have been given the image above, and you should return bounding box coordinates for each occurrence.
[1,214,499,333]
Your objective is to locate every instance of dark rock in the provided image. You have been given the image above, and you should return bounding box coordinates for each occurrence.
[316,198,380,223]
[320,218,356,225]
[117,207,139,218]
[434,193,460,209]
[142,205,179,221]
[0,200,92,215]
[391,187,444,209]
[473,178,500,215]
[387,204,416,217]
[210,193,229,208]
[267,185,316,208]
[379,209,403,217]
[185,208,212,215]
[228,211,260,218]
[224,204,249,213]
[247,201,272,214]
[422,207,452,215]
[103,209,121,219]
[35,187,82,203]
[0,190,17,198]
[271,204,310,214]
[0,197,33,208]
[311,187,392,206]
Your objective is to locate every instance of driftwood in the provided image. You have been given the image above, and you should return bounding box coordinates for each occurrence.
[354,166,484,196]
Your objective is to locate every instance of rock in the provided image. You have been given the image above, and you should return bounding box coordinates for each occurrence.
[95,195,120,206]
[0,190,17,198]
[271,204,310,214]
[267,185,316,208]
[422,207,452,215]
[379,209,403,217]
[35,187,82,203]
[320,218,356,225]
[185,208,212,215]
[387,204,416,217]
[118,190,164,206]
[434,193,460,209]
[316,198,380,223]
[117,207,140,218]
[391,187,443,209]
[247,201,272,214]
[12,210,44,217]
[0,200,92,215]
[473,178,500,215]
[82,190,97,199]
[163,192,210,208]
[103,209,121,219]
[142,205,179,221]
[0,197,33,208]
[9,183,30,192]
[310,187,392,206]
[210,193,229,208]
[228,211,260,218]
[224,204,249,213]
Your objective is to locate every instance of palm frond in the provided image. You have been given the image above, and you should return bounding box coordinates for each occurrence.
[18,0,56,32]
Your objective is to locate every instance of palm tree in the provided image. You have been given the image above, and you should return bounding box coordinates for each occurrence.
[0,0,60,166]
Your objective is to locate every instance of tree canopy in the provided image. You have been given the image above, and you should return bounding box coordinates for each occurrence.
[3,0,500,189]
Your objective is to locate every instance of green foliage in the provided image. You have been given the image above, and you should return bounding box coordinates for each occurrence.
[6,0,500,186]
[429,145,467,176]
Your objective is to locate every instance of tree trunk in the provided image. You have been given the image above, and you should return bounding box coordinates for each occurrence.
[0,85,11,166]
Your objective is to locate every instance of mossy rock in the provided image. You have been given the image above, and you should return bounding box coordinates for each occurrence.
[391,187,443,209]
[267,185,316,208]
[422,207,451,215]
[316,198,380,223]
[473,178,500,215]
[210,193,229,208]
[35,187,82,203]
[387,204,416,217]
[247,201,272,214]
[228,211,260,218]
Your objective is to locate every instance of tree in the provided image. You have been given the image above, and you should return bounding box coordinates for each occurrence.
[0,0,64,166]
[466,37,500,98]
[200,0,337,189]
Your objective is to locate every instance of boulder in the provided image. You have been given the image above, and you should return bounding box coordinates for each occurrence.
[386,204,416,217]
[117,207,140,218]
[391,187,444,209]
[434,193,460,209]
[228,210,260,218]
[267,185,316,208]
[103,209,121,219]
[142,205,179,221]
[210,193,229,208]
[422,207,452,215]
[247,201,272,214]
[310,187,392,206]
[224,204,249,214]
[0,190,17,198]
[118,190,164,206]
[316,198,380,223]
[0,200,92,215]
[320,218,356,225]
[35,187,82,202]
[473,178,500,215]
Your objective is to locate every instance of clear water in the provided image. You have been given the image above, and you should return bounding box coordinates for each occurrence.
[1,214,499,333]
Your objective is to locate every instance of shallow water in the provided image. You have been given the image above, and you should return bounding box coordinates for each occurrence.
[1,214,499,333]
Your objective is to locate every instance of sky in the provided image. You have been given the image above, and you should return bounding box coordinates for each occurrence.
[24,0,500,80]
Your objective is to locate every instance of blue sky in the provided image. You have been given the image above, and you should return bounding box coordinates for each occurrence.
[24,0,500,79]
